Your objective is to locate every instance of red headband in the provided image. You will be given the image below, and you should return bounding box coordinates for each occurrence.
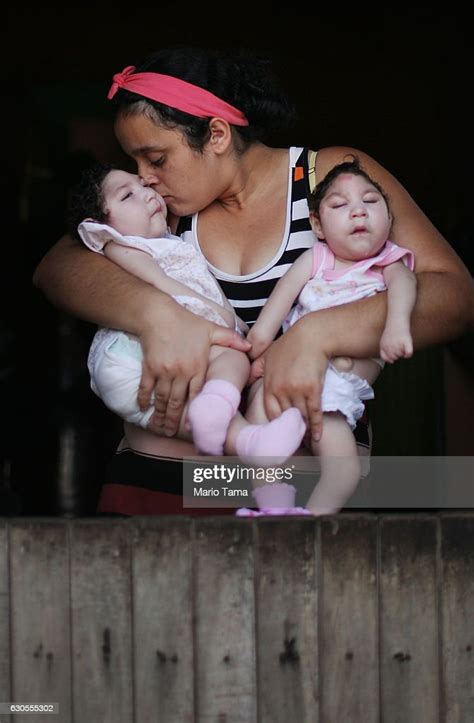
[108,65,249,127]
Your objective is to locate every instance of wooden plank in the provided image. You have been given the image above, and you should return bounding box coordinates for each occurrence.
[132,517,194,723]
[319,515,379,723]
[0,520,10,720]
[9,519,71,723]
[379,516,439,722]
[70,519,133,723]
[194,517,256,721]
[440,514,474,723]
[256,518,318,722]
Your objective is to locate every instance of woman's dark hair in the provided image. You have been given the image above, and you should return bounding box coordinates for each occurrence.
[67,163,114,239]
[112,47,296,152]
[309,156,391,217]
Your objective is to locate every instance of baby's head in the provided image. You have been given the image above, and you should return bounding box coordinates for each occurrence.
[68,164,168,239]
[308,157,392,261]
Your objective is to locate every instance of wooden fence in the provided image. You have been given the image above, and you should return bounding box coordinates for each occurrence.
[0,514,473,723]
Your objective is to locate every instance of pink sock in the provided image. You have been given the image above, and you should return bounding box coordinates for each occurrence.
[235,507,314,517]
[247,482,313,516]
[235,408,306,465]
[254,482,296,508]
[187,379,241,455]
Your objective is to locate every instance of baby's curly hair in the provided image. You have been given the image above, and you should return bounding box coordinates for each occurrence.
[309,156,391,217]
[67,163,114,240]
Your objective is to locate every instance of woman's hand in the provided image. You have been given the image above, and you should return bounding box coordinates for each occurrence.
[138,306,250,437]
[249,315,330,442]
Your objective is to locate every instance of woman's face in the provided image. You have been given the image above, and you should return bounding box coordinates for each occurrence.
[114,112,223,218]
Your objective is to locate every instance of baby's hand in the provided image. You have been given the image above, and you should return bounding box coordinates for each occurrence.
[380,326,413,363]
[246,328,273,361]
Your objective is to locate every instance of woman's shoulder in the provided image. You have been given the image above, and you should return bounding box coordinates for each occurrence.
[312,146,373,183]
[301,145,365,189]
[312,145,406,197]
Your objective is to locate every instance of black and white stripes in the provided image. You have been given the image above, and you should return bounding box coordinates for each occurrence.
[177,147,315,328]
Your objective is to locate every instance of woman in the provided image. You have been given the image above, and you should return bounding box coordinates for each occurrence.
[34,48,473,515]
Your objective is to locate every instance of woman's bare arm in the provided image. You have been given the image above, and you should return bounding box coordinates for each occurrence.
[33,234,171,331]
[33,234,250,436]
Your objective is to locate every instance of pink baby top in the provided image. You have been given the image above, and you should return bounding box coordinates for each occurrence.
[284,239,415,331]
[78,220,233,329]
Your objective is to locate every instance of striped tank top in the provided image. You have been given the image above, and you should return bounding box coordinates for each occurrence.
[176,146,316,328]
[177,145,371,453]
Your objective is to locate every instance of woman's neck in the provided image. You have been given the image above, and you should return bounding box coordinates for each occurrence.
[215,143,287,212]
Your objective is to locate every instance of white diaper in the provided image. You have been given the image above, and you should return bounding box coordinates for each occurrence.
[88,304,243,431]
[321,365,374,430]
[89,333,154,429]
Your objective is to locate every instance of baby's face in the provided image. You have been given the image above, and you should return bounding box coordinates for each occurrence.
[311,173,391,261]
[102,170,168,238]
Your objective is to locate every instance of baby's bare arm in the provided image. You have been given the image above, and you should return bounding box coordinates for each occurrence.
[380,261,417,362]
[248,249,314,358]
[104,243,237,329]
[217,293,249,334]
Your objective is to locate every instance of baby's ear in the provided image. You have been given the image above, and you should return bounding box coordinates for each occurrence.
[309,211,324,240]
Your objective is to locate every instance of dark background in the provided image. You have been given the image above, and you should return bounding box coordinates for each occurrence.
[1,8,472,516]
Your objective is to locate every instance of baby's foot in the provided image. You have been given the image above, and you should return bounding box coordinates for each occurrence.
[235,408,306,465]
[262,507,314,516]
[235,507,313,517]
[331,356,353,372]
[187,380,240,455]
[253,481,296,508]
[235,508,262,517]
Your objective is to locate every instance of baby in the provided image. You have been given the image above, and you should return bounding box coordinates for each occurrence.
[238,158,417,516]
[68,165,308,479]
